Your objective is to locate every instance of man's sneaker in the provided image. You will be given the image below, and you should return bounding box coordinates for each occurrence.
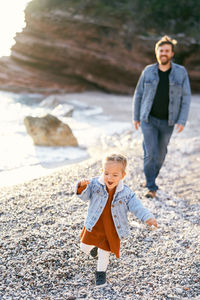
[90,247,98,258]
[145,190,156,198]
[95,271,107,287]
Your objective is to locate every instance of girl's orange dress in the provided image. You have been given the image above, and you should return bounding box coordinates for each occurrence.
[77,184,120,258]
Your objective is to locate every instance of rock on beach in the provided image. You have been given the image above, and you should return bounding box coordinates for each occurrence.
[24,113,78,147]
[0,126,199,299]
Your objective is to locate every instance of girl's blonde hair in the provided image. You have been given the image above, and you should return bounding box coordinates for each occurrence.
[103,153,127,171]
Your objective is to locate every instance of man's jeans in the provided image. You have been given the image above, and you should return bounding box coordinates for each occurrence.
[141,116,174,191]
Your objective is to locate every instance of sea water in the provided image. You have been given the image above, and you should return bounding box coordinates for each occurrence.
[0,91,132,187]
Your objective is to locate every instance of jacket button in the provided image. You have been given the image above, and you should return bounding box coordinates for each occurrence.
[114,215,117,218]
[117,226,120,229]
[119,201,122,204]
[112,204,115,208]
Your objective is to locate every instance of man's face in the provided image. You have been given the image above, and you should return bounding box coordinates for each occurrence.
[156,44,174,65]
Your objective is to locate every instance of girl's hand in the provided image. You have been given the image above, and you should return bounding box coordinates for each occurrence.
[145,218,158,230]
[77,179,90,195]
[78,179,90,187]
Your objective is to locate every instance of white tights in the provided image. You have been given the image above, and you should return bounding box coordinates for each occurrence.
[80,242,110,272]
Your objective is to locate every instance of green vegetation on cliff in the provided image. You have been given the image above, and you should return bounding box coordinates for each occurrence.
[27,0,200,39]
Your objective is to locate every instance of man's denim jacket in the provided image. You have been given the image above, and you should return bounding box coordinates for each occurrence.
[133,62,191,126]
[75,175,153,239]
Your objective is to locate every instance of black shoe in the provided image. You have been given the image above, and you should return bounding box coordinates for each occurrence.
[90,246,98,258]
[95,271,107,287]
[145,190,156,198]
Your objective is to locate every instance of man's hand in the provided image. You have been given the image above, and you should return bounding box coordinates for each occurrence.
[145,218,158,229]
[133,121,141,130]
[176,124,184,133]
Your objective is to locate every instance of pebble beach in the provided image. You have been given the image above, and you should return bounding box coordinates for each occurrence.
[0,96,200,299]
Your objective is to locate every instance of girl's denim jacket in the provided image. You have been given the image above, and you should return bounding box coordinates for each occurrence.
[75,175,154,239]
[133,62,191,126]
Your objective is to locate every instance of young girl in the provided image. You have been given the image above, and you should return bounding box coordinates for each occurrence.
[75,154,158,287]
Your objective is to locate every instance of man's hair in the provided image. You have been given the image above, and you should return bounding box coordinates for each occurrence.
[155,35,177,52]
[103,153,127,171]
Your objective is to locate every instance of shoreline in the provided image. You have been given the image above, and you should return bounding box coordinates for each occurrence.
[0,156,90,188]
[1,93,200,189]
[0,91,133,188]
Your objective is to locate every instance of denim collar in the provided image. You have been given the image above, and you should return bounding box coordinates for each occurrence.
[151,62,175,83]
[154,61,175,75]
[154,61,175,69]
[98,174,124,193]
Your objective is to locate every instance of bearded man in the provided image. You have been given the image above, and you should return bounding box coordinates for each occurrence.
[132,36,191,198]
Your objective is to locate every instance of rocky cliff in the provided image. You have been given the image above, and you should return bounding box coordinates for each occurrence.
[0,0,199,94]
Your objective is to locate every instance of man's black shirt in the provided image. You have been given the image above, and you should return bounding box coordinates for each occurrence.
[150,68,171,120]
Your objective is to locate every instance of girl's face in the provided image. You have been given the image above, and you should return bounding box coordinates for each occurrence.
[103,161,126,191]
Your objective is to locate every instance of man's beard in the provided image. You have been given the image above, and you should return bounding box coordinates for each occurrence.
[159,56,171,65]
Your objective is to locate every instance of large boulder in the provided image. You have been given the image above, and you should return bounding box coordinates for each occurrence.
[24,114,78,146]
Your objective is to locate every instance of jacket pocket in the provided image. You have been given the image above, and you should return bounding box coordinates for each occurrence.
[170,83,182,97]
